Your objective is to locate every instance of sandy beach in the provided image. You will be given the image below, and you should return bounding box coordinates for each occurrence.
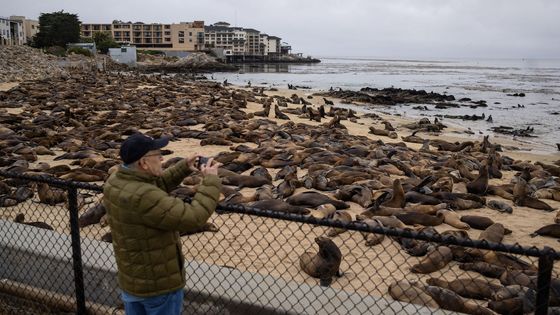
[2,79,560,304]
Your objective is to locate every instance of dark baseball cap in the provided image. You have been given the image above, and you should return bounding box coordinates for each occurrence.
[119,133,169,164]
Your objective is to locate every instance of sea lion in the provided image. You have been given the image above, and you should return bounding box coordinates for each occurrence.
[222,174,272,189]
[479,223,507,243]
[274,173,299,199]
[488,298,525,315]
[14,213,54,230]
[437,209,470,229]
[487,185,514,200]
[459,261,506,279]
[334,185,373,208]
[513,177,554,211]
[535,188,560,201]
[274,104,290,120]
[404,203,447,215]
[487,200,513,213]
[410,246,453,274]
[405,191,442,205]
[382,179,406,208]
[326,210,353,237]
[250,166,273,182]
[180,222,220,236]
[460,215,495,230]
[530,224,560,239]
[491,285,531,301]
[466,163,489,195]
[426,278,503,300]
[78,202,106,228]
[309,204,336,219]
[255,185,273,200]
[424,285,496,315]
[388,281,439,308]
[286,191,349,209]
[249,199,309,215]
[360,218,385,246]
[37,182,67,205]
[299,236,342,286]
[11,186,34,202]
[395,212,444,226]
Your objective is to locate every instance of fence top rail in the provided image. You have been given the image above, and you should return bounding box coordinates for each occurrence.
[0,171,103,192]
[1,171,558,260]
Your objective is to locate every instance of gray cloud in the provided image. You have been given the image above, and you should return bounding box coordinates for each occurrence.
[3,0,559,58]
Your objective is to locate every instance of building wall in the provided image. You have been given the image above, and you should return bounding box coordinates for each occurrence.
[0,17,10,46]
[24,19,39,41]
[108,46,137,65]
[170,22,204,51]
[81,21,204,51]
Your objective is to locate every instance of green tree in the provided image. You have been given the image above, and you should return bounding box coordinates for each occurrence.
[92,31,120,54]
[35,11,81,48]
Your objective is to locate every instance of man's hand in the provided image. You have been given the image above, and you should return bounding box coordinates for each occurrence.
[200,158,221,176]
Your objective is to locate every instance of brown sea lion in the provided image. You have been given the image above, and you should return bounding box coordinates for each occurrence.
[250,166,273,182]
[388,281,439,308]
[405,191,442,205]
[299,236,342,286]
[426,278,503,300]
[459,261,506,279]
[499,269,537,288]
[487,185,514,200]
[488,298,524,315]
[11,186,34,202]
[255,185,273,201]
[530,224,560,239]
[382,178,406,208]
[513,177,554,211]
[535,188,560,201]
[479,223,507,243]
[309,204,336,219]
[37,182,67,205]
[437,209,470,229]
[424,285,496,315]
[460,215,495,230]
[78,202,106,228]
[14,213,54,230]
[360,218,385,246]
[369,126,397,139]
[466,163,489,195]
[286,191,349,209]
[101,231,112,243]
[326,210,353,237]
[410,246,453,274]
[249,199,309,214]
[491,285,531,301]
[404,203,447,215]
[180,222,220,236]
[396,212,444,226]
[487,200,513,213]
[222,174,272,189]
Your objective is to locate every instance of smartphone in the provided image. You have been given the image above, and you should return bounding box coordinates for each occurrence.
[196,156,210,169]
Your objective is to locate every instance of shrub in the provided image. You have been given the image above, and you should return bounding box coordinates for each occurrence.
[67,47,93,57]
[44,46,67,57]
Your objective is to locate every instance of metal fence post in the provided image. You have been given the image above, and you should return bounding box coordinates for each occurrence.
[68,187,87,315]
[535,246,554,315]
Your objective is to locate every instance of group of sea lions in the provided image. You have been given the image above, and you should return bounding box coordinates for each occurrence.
[1,71,560,313]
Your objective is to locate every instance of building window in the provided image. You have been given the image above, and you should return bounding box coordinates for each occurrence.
[178,31,184,37]
[164,31,170,36]
[178,38,184,43]
[164,25,170,29]
[165,38,171,42]
[189,39,192,42]
[121,48,127,53]
[189,32,192,36]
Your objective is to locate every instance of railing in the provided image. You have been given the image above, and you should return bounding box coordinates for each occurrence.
[0,171,559,315]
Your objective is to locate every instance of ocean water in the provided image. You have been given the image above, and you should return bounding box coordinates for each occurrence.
[210,57,560,153]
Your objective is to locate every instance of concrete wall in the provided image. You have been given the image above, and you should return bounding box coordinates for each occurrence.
[0,220,454,314]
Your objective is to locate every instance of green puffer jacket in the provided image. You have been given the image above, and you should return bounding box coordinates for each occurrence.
[103,159,221,297]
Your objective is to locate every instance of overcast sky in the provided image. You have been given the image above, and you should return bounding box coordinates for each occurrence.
[4,0,560,59]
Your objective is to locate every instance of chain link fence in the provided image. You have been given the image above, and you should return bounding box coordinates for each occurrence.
[1,171,559,315]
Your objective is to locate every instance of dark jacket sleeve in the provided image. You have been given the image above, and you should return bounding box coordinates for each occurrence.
[155,159,192,193]
[138,174,222,233]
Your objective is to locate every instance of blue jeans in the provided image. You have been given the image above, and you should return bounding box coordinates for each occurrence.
[121,289,183,315]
